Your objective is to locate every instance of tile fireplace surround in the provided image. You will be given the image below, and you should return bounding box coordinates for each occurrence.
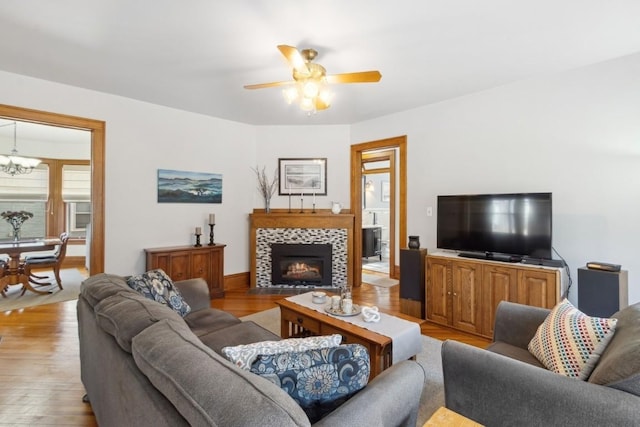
[249,210,355,288]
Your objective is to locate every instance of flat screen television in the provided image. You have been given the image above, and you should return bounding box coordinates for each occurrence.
[437,192,552,260]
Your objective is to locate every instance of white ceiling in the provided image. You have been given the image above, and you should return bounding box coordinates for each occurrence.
[0,0,639,126]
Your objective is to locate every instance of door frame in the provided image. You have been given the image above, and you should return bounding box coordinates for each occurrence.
[351,135,407,285]
[0,104,105,274]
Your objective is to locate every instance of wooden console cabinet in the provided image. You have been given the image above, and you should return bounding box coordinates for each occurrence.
[426,252,564,338]
[145,244,226,299]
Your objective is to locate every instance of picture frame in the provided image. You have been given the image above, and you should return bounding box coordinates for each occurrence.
[278,158,327,195]
[157,169,222,203]
[381,181,390,202]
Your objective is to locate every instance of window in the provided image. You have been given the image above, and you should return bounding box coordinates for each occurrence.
[0,164,49,239]
[0,160,90,240]
[62,164,91,239]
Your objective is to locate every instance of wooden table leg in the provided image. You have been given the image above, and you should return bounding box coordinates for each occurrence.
[18,273,53,295]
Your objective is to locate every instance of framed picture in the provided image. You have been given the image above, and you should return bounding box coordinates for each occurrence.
[157,169,222,203]
[278,158,327,195]
[381,181,390,202]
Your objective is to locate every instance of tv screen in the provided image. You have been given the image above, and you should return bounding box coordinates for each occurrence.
[437,192,552,260]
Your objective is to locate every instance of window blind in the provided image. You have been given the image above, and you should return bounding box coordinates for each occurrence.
[62,164,91,202]
[0,164,49,201]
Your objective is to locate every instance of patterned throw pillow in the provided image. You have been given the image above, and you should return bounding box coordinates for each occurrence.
[221,334,343,370]
[528,299,617,380]
[126,269,191,317]
[251,344,370,423]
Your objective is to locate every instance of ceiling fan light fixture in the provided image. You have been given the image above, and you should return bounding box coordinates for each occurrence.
[282,86,299,104]
[302,80,320,98]
[246,45,381,115]
[300,96,315,112]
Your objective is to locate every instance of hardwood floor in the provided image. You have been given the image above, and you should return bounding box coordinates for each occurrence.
[0,282,489,425]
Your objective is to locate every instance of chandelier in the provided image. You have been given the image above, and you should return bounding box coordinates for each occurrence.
[0,121,42,176]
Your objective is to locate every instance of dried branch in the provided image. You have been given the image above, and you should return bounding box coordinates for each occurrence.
[251,165,278,202]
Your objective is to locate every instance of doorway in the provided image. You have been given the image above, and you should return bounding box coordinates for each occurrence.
[0,104,105,274]
[361,151,393,275]
[350,136,407,286]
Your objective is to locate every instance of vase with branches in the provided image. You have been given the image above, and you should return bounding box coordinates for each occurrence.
[252,166,278,213]
[1,210,33,241]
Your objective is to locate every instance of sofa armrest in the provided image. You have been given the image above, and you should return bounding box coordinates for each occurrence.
[442,340,640,427]
[493,301,550,348]
[174,278,211,312]
[314,360,424,427]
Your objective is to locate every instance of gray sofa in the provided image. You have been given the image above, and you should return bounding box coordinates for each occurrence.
[442,300,640,427]
[77,273,425,427]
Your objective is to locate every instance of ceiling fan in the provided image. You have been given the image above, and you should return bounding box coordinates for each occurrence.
[244,45,382,112]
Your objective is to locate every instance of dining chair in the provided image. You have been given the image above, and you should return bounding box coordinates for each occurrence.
[22,232,70,291]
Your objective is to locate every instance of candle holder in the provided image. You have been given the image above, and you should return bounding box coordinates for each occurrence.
[208,224,215,246]
[299,195,304,213]
[194,233,202,247]
[288,194,292,213]
[312,202,316,214]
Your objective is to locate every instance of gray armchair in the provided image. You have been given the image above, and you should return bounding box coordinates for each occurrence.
[442,301,640,427]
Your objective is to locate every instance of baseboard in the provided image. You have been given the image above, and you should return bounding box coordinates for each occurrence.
[224,272,249,290]
[62,256,86,268]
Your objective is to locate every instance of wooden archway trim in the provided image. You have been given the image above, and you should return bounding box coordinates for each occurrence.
[350,135,407,286]
[0,104,105,274]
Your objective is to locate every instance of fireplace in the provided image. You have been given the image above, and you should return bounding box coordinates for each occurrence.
[271,243,332,287]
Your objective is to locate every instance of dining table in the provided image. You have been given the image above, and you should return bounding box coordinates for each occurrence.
[0,237,62,296]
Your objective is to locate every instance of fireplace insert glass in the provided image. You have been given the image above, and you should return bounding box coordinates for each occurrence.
[271,243,332,287]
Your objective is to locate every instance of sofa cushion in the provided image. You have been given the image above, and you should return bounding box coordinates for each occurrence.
[184,308,242,337]
[94,291,184,353]
[588,302,640,392]
[127,269,191,317]
[486,341,545,369]
[131,318,310,427]
[80,273,137,307]
[528,298,617,380]
[199,321,281,355]
[250,344,370,423]
[222,334,343,370]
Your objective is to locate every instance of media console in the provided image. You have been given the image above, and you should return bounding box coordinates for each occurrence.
[426,251,568,338]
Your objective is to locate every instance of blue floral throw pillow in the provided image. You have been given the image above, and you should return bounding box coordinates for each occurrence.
[126,269,191,317]
[250,344,370,422]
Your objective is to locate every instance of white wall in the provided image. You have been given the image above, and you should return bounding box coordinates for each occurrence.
[254,125,351,211]
[0,70,257,276]
[352,53,640,305]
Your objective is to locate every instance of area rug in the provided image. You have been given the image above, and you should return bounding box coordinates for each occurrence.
[0,268,85,312]
[240,307,444,424]
[361,273,399,288]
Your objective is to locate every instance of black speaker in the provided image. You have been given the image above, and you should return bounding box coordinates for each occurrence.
[400,248,427,301]
[578,267,628,318]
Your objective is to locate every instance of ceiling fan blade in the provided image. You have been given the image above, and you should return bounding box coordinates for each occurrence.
[326,71,382,84]
[277,45,309,74]
[244,80,294,90]
[315,97,330,110]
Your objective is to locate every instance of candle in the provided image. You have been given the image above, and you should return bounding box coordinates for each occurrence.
[195,227,202,235]
[209,213,216,224]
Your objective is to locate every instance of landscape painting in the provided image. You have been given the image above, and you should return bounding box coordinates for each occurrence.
[157,169,222,203]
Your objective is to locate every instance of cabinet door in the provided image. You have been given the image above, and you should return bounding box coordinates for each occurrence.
[191,251,211,282]
[426,258,450,326]
[517,269,558,308]
[451,261,482,334]
[482,265,518,337]
[169,252,191,281]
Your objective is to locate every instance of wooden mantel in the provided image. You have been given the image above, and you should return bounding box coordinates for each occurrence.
[249,209,355,287]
